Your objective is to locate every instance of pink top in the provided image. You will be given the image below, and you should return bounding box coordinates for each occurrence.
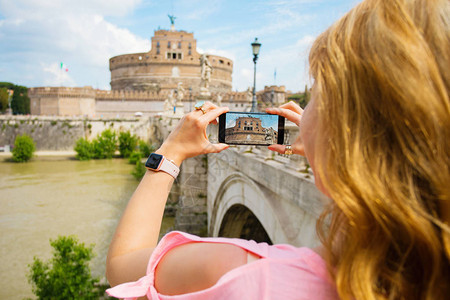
[106,231,339,300]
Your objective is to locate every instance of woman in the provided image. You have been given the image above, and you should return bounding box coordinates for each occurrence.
[106,0,450,299]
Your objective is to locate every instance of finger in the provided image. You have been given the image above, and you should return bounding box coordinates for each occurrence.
[202,101,217,111]
[268,143,305,156]
[268,144,286,154]
[193,101,217,115]
[206,143,229,153]
[279,101,303,114]
[266,107,301,125]
[200,106,229,123]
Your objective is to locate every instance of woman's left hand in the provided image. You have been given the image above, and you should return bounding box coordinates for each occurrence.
[266,101,306,156]
[156,102,230,166]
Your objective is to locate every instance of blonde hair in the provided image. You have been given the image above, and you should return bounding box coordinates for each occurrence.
[309,0,450,299]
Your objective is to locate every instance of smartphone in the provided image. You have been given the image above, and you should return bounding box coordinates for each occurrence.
[218,111,285,146]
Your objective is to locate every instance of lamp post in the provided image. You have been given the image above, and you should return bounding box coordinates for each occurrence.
[251,38,261,112]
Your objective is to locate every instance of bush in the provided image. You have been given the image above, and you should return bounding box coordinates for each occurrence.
[118,131,138,158]
[128,151,143,165]
[138,140,154,158]
[28,235,102,299]
[12,134,35,162]
[74,138,93,161]
[131,160,147,180]
[92,129,116,159]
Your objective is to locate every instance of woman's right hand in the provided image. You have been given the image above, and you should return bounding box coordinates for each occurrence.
[156,101,229,166]
[266,101,306,156]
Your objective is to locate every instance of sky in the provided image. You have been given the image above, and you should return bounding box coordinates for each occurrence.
[226,113,279,130]
[0,0,360,92]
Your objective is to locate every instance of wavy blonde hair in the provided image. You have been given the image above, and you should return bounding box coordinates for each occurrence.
[309,0,450,299]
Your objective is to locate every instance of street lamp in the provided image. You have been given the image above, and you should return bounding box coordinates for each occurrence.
[251,38,261,112]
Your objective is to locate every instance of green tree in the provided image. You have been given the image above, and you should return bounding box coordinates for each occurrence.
[128,140,154,166]
[131,160,147,180]
[28,235,102,299]
[128,151,143,165]
[92,129,116,159]
[118,131,138,158]
[138,140,154,158]
[287,85,311,109]
[12,134,35,162]
[0,87,9,113]
[0,82,30,115]
[74,138,94,160]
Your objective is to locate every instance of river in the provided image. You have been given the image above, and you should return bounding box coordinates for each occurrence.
[0,157,174,299]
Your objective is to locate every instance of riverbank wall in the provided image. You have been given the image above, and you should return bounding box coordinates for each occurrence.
[0,115,153,150]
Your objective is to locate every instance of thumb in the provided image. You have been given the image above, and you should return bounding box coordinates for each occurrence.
[268,144,286,154]
[207,143,229,153]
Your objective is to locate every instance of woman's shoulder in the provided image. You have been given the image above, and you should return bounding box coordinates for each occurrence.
[107,231,338,299]
[153,232,337,298]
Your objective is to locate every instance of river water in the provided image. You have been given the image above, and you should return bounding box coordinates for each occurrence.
[0,157,174,299]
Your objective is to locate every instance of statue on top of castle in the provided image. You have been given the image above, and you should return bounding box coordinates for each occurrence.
[200,54,212,89]
[168,15,176,25]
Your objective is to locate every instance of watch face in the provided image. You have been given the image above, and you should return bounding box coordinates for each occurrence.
[145,153,163,170]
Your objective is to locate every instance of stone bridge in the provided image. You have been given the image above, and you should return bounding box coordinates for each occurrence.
[0,114,325,248]
[151,118,327,248]
[206,146,326,247]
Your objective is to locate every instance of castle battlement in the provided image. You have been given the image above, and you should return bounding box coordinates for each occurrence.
[29,86,96,98]
[224,91,252,102]
[95,89,162,101]
[263,85,286,93]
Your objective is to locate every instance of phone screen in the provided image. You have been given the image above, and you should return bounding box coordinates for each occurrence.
[218,112,285,146]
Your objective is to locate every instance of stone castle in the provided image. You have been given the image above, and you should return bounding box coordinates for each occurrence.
[29,22,286,118]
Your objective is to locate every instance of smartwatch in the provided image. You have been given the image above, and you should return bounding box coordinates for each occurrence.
[145,153,180,179]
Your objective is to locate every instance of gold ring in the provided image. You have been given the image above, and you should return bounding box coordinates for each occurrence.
[194,101,206,114]
[284,145,293,155]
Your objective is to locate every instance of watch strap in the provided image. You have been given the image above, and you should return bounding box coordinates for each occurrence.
[159,157,180,179]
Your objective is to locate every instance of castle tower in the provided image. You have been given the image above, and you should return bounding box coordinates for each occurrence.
[109,25,233,95]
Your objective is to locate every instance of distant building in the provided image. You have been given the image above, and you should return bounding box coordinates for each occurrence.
[225,116,278,145]
[28,23,288,117]
[29,86,96,117]
[109,28,233,95]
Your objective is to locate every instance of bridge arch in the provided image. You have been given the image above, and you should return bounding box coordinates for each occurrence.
[218,204,272,244]
[210,172,283,243]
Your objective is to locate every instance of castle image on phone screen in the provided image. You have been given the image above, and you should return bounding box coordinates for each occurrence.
[224,113,279,145]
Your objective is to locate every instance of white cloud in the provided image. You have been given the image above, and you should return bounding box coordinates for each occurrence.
[0,0,148,89]
[296,35,316,47]
[0,0,142,19]
[177,0,223,20]
[239,68,254,90]
[42,62,77,87]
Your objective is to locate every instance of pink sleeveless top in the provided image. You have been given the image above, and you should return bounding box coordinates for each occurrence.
[106,231,339,300]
